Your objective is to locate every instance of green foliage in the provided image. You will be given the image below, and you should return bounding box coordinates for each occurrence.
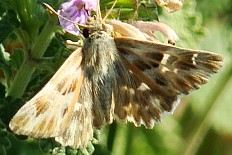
[0,119,10,155]
[0,3,20,43]
[100,0,159,20]
[0,0,231,155]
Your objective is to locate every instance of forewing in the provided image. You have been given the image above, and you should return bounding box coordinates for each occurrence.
[54,76,94,148]
[9,48,84,139]
[113,37,223,128]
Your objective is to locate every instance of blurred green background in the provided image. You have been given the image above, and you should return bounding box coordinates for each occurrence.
[0,0,232,155]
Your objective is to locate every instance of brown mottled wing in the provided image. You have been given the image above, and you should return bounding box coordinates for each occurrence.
[114,37,223,128]
[9,48,93,148]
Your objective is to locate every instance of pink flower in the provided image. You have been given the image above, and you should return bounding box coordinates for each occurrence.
[82,0,98,12]
[57,0,98,35]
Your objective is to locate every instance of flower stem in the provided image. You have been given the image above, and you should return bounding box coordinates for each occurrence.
[7,14,57,98]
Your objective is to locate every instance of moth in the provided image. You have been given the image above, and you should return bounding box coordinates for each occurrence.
[9,1,223,149]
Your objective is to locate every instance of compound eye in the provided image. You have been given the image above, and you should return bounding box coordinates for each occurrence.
[83,28,89,38]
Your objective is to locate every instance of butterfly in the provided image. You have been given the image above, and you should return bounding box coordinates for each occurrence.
[9,0,223,149]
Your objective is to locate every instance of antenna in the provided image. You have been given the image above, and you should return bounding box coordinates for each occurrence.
[96,0,102,22]
[102,0,118,22]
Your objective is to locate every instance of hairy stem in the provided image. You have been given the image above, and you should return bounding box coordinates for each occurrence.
[7,14,57,98]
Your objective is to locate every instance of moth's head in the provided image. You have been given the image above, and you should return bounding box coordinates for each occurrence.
[82,23,113,39]
[85,16,102,30]
[82,16,114,38]
[81,0,115,38]
[82,18,102,38]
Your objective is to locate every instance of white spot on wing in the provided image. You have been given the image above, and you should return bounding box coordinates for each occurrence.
[137,83,150,91]
[129,88,135,95]
[161,66,170,73]
[161,54,170,65]
[173,68,178,73]
[192,53,198,65]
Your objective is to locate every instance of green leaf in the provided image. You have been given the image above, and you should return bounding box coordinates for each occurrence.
[0,119,11,151]
[0,145,6,155]
[0,3,20,43]
[0,44,10,67]
[137,2,159,21]
[100,0,158,21]
[0,44,13,89]
[9,49,25,71]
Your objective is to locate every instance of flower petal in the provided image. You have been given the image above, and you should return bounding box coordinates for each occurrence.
[106,20,147,40]
[131,21,179,44]
[57,0,98,35]
[82,0,98,11]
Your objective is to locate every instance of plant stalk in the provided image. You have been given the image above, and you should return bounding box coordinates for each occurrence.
[7,15,57,98]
